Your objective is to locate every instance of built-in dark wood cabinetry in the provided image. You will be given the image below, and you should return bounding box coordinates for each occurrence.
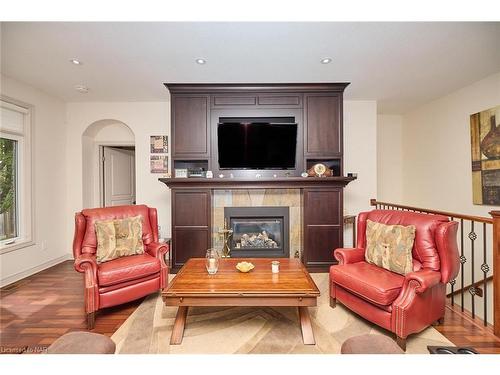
[163,83,352,272]
[171,189,211,270]
[304,93,342,157]
[171,95,210,158]
[303,188,343,271]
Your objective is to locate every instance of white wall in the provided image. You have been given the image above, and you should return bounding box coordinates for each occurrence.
[0,74,69,286]
[82,120,135,208]
[93,121,135,143]
[65,102,171,249]
[344,100,378,218]
[401,71,500,217]
[377,114,403,203]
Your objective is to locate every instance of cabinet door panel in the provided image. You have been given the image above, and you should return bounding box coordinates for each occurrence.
[172,95,209,157]
[173,191,210,226]
[304,189,340,225]
[172,229,210,269]
[304,226,341,267]
[303,188,343,271]
[304,94,341,156]
[171,189,211,271]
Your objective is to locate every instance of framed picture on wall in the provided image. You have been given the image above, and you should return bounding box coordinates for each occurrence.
[470,105,500,205]
[150,135,168,153]
[150,155,168,174]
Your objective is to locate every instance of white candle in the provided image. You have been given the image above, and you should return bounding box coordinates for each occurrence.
[271,261,280,273]
[209,258,216,270]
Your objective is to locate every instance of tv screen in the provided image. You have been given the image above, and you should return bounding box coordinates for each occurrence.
[218,122,297,169]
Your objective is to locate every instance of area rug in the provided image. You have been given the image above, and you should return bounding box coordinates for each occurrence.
[111,273,452,354]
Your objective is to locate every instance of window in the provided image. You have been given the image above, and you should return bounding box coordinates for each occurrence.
[0,99,32,252]
[0,137,18,240]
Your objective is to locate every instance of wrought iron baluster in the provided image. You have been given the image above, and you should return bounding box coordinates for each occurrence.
[449,217,456,306]
[482,222,489,326]
[449,279,456,306]
[469,221,477,318]
[460,219,465,312]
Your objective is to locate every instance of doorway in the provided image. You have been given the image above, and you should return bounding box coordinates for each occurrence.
[100,146,136,207]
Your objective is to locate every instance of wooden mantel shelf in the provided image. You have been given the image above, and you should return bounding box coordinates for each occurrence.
[159,176,356,189]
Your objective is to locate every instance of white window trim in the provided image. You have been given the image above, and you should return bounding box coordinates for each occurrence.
[0,97,34,254]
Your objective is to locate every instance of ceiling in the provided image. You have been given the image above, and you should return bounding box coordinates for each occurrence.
[1,22,499,113]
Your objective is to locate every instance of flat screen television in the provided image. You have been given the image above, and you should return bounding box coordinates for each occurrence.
[218,121,298,170]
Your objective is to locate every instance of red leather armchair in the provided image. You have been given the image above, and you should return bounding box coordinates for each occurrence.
[73,205,169,329]
[330,210,459,351]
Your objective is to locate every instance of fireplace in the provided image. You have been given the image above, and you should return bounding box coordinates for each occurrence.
[224,206,289,258]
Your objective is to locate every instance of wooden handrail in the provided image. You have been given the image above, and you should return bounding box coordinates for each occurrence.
[490,211,500,337]
[446,276,493,298]
[370,199,493,224]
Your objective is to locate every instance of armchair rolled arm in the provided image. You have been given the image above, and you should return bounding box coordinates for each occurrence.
[402,269,441,294]
[74,253,99,313]
[146,242,169,289]
[392,268,444,339]
[74,253,98,283]
[146,242,169,261]
[334,248,365,265]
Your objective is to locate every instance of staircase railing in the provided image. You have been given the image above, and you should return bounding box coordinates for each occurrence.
[370,199,498,337]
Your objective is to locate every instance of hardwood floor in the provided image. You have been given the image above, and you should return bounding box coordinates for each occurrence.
[0,261,142,354]
[1,260,499,354]
[435,304,500,354]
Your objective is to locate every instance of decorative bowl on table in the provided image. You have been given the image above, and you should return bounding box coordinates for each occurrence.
[236,261,255,273]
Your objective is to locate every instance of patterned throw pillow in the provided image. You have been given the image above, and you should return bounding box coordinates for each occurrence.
[365,219,416,275]
[114,216,144,255]
[95,216,144,263]
[95,219,117,263]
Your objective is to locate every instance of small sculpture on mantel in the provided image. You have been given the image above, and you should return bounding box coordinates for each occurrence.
[218,218,233,258]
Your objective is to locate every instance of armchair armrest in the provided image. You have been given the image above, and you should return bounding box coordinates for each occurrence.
[146,241,169,260]
[146,242,169,289]
[402,269,441,294]
[334,248,365,265]
[74,253,97,282]
[74,254,99,314]
[392,268,444,339]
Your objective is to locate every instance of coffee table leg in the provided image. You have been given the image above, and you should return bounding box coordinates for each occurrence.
[298,306,315,345]
[170,306,189,345]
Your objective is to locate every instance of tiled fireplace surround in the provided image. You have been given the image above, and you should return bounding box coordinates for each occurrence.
[212,189,302,258]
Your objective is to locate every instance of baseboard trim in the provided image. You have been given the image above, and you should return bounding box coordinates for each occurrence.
[0,254,72,288]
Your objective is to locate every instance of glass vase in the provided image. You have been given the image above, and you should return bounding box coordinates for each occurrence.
[205,248,220,274]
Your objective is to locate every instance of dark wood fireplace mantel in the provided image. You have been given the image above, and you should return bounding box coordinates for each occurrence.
[163,82,352,272]
[159,176,356,190]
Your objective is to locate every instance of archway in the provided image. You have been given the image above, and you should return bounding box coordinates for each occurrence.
[82,119,135,208]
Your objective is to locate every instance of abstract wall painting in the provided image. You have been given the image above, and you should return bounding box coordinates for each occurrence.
[470,105,500,205]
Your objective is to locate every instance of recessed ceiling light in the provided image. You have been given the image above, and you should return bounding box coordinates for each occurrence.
[74,85,89,93]
[70,58,83,65]
[320,58,332,64]
[195,58,207,65]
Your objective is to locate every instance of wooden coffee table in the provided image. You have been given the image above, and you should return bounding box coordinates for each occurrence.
[162,258,320,345]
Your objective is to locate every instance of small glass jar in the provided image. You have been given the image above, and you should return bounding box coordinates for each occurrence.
[206,248,220,275]
[271,260,280,273]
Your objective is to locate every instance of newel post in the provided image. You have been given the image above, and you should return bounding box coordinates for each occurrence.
[490,211,500,337]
